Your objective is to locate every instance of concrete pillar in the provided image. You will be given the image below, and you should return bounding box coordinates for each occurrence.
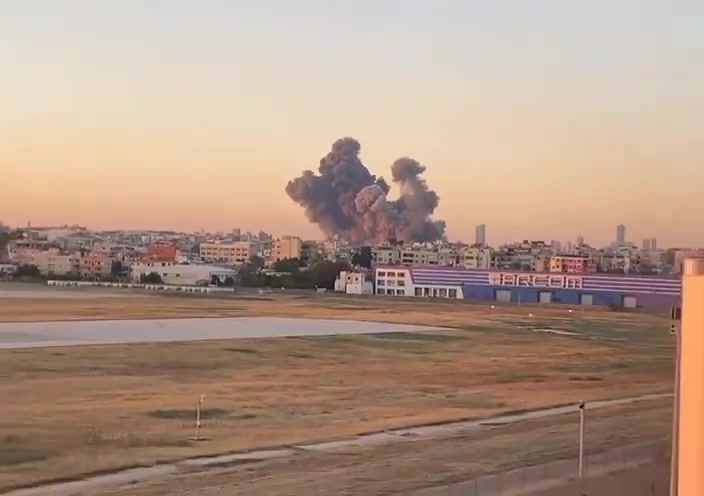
[678,258,704,495]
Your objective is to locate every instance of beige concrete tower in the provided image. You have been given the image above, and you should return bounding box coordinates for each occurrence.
[677,258,704,495]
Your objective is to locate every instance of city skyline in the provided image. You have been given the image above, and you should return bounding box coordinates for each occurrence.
[1,219,682,250]
[2,1,703,246]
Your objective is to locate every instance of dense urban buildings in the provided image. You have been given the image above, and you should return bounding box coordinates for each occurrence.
[1,221,701,307]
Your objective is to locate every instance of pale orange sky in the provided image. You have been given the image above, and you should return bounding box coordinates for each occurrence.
[2,1,703,246]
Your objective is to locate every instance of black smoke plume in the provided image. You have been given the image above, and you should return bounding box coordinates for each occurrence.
[285,137,446,243]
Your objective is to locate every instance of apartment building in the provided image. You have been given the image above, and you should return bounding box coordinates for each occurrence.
[80,252,113,279]
[460,246,492,269]
[34,249,80,277]
[146,242,178,262]
[596,253,638,273]
[372,245,400,265]
[549,255,590,273]
[271,236,302,262]
[199,241,256,264]
[300,240,321,265]
[6,239,51,265]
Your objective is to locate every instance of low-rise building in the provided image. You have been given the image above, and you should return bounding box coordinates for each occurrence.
[200,241,255,264]
[271,235,302,262]
[34,249,80,277]
[549,255,591,273]
[130,262,236,286]
[146,242,178,262]
[334,270,373,295]
[80,252,113,279]
[374,265,680,308]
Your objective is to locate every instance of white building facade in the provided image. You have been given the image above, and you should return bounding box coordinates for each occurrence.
[375,267,462,299]
[334,271,373,295]
[131,262,236,286]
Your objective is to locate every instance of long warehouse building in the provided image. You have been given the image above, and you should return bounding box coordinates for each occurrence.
[374,265,681,308]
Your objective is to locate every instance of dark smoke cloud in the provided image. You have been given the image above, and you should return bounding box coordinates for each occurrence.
[285,137,446,243]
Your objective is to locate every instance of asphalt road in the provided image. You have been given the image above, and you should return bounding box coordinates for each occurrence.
[0,317,442,349]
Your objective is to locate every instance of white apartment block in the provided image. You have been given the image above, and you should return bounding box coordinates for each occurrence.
[334,271,373,295]
[460,246,492,269]
[200,241,256,264]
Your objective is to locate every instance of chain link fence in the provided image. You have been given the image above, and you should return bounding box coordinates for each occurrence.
[404,441,669,496]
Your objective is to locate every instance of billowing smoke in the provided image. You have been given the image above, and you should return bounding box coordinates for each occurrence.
[285,137,446,243]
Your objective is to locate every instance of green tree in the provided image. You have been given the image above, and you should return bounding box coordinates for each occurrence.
[141,272,163,284]
[110,260,124,278]
[248,255,265,270]
[309,260,350,290]
[14,264,41,279]
[273,258,300,273]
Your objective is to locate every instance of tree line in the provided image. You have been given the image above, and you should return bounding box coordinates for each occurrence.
[238,256,349,290]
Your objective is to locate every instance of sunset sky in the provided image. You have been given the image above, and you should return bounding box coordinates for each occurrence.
[2,1,703,246]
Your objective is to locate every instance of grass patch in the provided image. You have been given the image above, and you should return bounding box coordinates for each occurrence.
[146,408,231,420]
[496,371,548,384]
[0,448,48,466]
[569,375,603,382]
[222,347,259,354]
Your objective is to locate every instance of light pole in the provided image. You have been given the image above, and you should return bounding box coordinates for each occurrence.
[191,394,206,441]
[578,400,586,478]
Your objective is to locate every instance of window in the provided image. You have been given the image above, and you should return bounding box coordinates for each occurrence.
[377,288,384,295]
[448,288,458,299]
[376,279,385,286]
[397,280,405,287]
[378,271,386,277]
[415,287,423,297]
[439,288,448,297]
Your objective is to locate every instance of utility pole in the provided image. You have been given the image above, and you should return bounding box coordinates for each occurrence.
[191,394,206,441]
[578,400,586,478]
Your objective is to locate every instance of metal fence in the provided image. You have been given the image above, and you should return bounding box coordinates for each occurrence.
[405,441,669,496]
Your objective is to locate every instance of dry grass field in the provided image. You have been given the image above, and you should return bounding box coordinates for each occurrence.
[101,399,672,496]
[524,462,670,496]
[0,292,675,492]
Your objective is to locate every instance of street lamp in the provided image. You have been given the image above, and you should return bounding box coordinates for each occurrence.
[578,400,586,478]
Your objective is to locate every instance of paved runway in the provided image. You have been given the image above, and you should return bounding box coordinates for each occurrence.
[0,317,442,349]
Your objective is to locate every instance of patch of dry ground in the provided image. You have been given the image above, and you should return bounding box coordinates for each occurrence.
[98,400,672,496]
[0,291,662,324]
[524,463,670,496]
[0,293,674,492]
